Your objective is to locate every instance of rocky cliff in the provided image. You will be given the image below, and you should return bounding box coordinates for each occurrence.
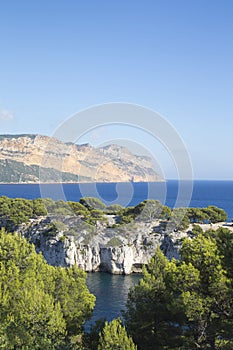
[17,214,189,274]
[0,134,163,183]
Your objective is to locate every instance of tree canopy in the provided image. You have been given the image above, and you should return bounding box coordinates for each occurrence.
[79,197,106,211]
[124,228,233,350]
[187,206,227,224]
[0,229,95,349]
[0,196,228,237]
[98,318,137,350]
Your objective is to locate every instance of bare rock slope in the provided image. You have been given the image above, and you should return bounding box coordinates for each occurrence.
[0,134,163,183]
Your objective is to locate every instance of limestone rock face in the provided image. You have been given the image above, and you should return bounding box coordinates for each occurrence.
[99,246,134,274]
[18,215,188,274]
[0,134,163,183]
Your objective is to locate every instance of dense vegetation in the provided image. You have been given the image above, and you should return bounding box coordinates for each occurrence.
[124,227,233,350]
[0,195,228,235]
[0,229,95,349]
[97,319,137,350]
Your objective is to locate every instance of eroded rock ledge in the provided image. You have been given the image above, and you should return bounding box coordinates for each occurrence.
[17,214,193,274]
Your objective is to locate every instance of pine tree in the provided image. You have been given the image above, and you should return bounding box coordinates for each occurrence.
[98,318,137,350]
[124,233,233,350]
[124,248,184,350]
[0,228,95,349]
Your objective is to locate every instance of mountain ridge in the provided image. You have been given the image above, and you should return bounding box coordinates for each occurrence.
[0,134,163,183]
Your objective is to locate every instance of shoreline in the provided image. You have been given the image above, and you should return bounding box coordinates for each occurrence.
[1,179,232,185]
[0,180,165,185]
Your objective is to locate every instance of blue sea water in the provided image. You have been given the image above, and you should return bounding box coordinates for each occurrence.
[0,180,233,219]
[85,273,142,330]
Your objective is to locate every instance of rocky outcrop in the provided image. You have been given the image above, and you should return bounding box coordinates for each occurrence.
[0,134,163,183]
[17,215,190,274]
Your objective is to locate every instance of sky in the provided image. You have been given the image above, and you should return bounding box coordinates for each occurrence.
[0,0,233,180]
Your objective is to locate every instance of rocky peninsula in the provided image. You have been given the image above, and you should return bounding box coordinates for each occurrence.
[0,196,230,274]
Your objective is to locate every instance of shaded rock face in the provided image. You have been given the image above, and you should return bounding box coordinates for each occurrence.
[18,216,188,274]
[0,134,163,183]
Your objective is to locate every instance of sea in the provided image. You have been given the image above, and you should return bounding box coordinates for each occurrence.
[1,180,233,327]
[0,180,233,219]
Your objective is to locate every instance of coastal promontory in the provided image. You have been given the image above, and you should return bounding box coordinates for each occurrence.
[0,134,163,183]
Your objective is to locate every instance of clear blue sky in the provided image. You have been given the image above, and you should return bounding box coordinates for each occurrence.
[0,0,232,179]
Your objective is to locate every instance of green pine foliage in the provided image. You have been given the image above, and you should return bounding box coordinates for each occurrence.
[104,204,124,214]
[98,318,137,350]
[124,229,233,350]
[0,196,48,231]
[68,201,88,216]
[136,200,163,222]
[187,206,227,223]
[0,229,95,349]
[124,248,183,350]
[79,197,106,210]
[0,196,228,237]
[167,207,190,232]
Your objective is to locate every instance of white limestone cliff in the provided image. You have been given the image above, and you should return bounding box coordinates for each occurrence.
[18,215,189,274]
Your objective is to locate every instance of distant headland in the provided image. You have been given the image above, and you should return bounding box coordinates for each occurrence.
[0,134,163,184]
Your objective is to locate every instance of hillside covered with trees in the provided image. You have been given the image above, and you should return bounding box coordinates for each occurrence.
[0,229,95,349]
[124,226,233,350]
